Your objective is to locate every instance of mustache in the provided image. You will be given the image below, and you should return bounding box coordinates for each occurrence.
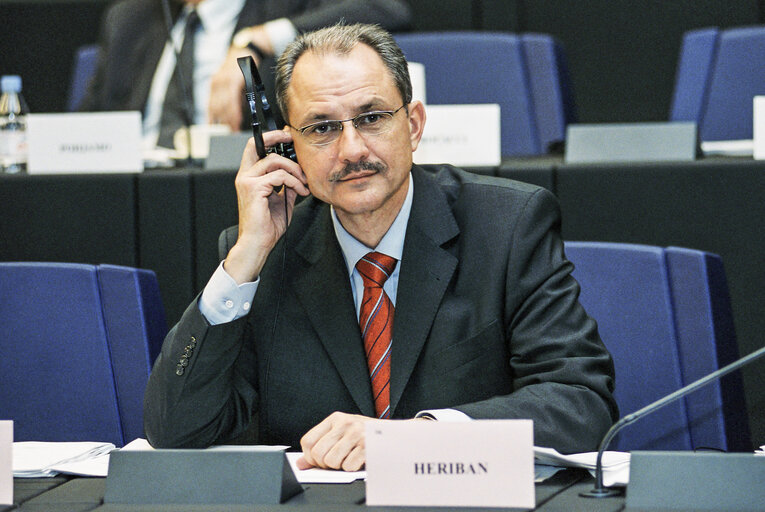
[328,161,386,182]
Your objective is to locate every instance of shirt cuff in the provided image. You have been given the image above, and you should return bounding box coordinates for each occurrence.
[199,261,258,325]
[263,18,298,57]
[415,409,473,422]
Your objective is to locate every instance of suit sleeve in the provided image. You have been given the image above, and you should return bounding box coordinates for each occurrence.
[288,0,412,33]
[454,188,618,454]
[143,298,258,448]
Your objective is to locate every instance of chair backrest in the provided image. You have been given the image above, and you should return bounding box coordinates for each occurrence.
[670,25,765,141]
[395,32,574,156]
[701,26,765,141]
[67,44,99,111]
[521,33,577,152]
[0,262,166,446]
[564,242,750,452]
[669,27,720,126]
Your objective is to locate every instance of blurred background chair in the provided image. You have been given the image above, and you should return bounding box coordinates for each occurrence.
[395,31,575,157]
[669,27,720,130]
[671,25,765,142]
[564,242,750,452]
[66,43,99,112]
[0,262,166,446]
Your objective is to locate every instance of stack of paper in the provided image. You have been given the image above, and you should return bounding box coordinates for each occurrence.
[13,442,115,478]
[533,447,631,487]
[756,445,765,456]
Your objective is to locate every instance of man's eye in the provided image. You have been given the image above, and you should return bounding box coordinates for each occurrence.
[307,122,334,135]
[358,113,384,125]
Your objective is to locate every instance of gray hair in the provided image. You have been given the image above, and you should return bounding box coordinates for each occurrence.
[275,23,412,123]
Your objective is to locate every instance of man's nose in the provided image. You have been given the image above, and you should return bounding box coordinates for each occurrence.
[336,122,371,163]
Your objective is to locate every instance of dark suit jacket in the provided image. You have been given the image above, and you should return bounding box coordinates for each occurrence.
[144,165,618,454]
[78,0,412,122]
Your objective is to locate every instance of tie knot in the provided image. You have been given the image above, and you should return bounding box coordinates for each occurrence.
[186,10,200,32]
[356,252,397,288]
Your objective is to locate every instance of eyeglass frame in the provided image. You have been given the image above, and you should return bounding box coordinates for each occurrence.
[289,104,408,146]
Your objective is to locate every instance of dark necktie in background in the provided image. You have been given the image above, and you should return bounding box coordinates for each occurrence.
[157,10,200,149]
[356,252,397,419]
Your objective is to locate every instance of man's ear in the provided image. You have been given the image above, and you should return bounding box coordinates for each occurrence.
[407,101,426,152]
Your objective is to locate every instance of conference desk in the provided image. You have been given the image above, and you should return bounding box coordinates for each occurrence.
[1,156,764,445]
[7,470,628,511]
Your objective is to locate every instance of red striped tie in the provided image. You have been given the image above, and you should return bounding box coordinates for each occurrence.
[356,252,397,419]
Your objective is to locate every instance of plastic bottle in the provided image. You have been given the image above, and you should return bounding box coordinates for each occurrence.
[0,75,29,174]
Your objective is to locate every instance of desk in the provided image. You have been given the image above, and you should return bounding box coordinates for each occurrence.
[1,157,764,444]
[7,470,625,511]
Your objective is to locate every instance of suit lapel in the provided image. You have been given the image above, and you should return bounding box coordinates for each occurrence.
[390,167,459,415]
[292,205,375,417]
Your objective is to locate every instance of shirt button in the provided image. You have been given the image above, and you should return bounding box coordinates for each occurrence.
[225,299,234,309]
[243,302,250,311]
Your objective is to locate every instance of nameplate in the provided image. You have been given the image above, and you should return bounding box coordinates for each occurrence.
[104,447,303,505]
[0,421,11,505]
[414,104,501,167]
[565,122,697,163]
[753,96,765,160]
[365,420,534,509]
[27,112,142,174]
[626,451,765,511]
[205,132,251,170]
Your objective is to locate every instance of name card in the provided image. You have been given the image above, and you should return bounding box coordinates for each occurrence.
[753,96,765,160]
[27,112,142,174]
[414,104,501,167]
[365,420,534,509]
[0,421,11,505]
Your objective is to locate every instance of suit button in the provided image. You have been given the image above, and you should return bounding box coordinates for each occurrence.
[179,356,189,367]
[175,365,185,376]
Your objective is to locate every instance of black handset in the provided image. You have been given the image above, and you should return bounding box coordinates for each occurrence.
[236,56,297,163]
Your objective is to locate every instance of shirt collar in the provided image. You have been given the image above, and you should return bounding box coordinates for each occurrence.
[332,172,413,277]
[191,0,245,32]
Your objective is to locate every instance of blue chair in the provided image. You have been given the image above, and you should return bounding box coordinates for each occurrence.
[671,26,765,141]
[669,27,720,128]
[395,32,574,157]
[67,44,99,111]
[564,242,750,452]
[0,262,166,446]
[521,33,577,152]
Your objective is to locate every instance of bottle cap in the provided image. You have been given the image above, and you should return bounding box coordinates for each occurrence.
[1,75,22,94]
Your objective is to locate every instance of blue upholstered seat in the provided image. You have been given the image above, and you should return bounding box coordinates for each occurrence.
[67,44,99,112]
[395,31,574,157]
[671,25,765,141]
[0,262,166,446]
[564,242,750,452]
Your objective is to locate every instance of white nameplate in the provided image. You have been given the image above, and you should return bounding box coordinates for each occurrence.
[408,62,427,104]
[365,420,534,509]
[0,421,11,505]
[753,96,765,160]
[27,112,142,173]
[414,104,501,167]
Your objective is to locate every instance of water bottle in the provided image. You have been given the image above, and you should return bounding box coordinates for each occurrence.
[0,75,30,174]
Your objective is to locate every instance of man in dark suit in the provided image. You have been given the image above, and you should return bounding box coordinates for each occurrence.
[78,0,411,148]
[144,23,618,471]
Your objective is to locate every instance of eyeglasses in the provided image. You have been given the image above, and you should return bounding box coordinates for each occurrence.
[292,105,407,146]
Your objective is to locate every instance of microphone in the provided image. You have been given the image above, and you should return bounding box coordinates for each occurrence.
[580,344,765,498]
[160,0,196,165]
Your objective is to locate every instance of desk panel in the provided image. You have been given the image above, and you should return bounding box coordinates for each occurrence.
[138,170,194,333]
[12,471,621,512]
[0,173,137,267]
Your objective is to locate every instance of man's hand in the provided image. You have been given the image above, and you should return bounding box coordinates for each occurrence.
[223,130,309,284]
[208,26,274,130]
[296,412,376,472]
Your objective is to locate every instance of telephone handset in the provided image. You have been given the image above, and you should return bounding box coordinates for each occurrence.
[236,56,297,163]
